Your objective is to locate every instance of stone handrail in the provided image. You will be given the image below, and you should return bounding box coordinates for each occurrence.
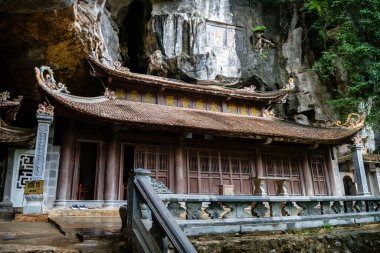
[252,176,291,196]
[158,194,380,236]
[123,169,197,253]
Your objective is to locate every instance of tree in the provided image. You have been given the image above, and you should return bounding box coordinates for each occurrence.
[304,0,380,125]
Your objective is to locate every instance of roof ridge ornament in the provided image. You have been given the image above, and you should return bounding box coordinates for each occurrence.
[0,91,10,102]
[113,61,130,72]
[332,113,365,128]
[37,102,54,116]
[104,87,116,99]
[35,66,70,94]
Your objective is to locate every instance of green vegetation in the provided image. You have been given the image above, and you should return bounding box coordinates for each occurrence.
[322,223,333,231]
[303,0,380,125]
[252,25,267,32]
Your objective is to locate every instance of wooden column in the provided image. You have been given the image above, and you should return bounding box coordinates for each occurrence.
[302,152,314,196]
[325,149,339,196]
[253,147,264,194]
[175,138,185,194]
[103,127,119,208]
[255,147,264,177]
[55,119,74,207]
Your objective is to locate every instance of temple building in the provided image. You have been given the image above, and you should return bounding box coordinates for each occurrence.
[24,56,367,209]
[0,92,35,211]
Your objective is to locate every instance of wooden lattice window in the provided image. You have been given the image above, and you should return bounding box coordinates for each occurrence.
[134,146,171,187]
[187,148,253,194]
[262,152,302,195]
[309,155,328,195]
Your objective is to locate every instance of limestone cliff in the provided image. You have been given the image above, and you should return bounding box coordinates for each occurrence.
[0,0,372,147]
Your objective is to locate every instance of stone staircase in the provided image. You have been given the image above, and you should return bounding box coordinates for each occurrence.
[0,202,14,221]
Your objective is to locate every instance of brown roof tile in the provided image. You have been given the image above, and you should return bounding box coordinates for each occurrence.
[0,123,35,144]
[87,56,289,103]
[36,71,362,145]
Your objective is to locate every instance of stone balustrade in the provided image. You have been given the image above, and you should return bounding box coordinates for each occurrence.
[159,194,380,236]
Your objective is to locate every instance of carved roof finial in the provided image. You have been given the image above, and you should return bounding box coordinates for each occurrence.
[37,102,54,116]
[0,91,10,102]
[104,87,116,99]
[35,66,70,94]
[332,113,365,128]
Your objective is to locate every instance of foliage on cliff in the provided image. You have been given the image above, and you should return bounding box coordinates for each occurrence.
[304,0,380,125]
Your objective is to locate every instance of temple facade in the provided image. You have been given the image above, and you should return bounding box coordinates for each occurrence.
[0,92,36,209]
[23,57,367,210]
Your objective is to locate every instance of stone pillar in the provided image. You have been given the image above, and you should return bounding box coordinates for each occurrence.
[175,138,185,194]
[350,144,370,195]
[55,120,73,208]
[302,152,314,196]
[103,127,119,208]
[23,111,54,214]
[371,167,380,195]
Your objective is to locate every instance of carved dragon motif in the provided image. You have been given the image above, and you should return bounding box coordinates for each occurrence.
[332,113,365,128]
[35,66,70,94]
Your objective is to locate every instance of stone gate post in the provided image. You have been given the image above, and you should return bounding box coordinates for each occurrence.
[350,143,370,195]
[23,104,54,214]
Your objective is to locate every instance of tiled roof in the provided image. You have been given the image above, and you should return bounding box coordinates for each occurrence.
[0,96,23,122]
[0,123,35,144]
[338,153,380,163]
[87,57,289,103]
[36,71,362,145]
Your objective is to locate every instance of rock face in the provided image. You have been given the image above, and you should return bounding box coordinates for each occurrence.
[106,0,337,123]
[0,0,119,125]
[0,0,354,126]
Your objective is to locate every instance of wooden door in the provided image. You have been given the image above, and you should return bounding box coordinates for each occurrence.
[309,156,328,195]
[134,145,171,188]
[187,148,253,195]
[263,152,302,195]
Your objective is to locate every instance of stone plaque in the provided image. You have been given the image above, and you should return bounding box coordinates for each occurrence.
[24,180,44,195]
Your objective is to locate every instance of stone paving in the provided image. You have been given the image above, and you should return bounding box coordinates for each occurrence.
[0,216,126,253]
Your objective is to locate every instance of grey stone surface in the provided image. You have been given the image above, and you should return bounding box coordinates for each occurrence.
[179,213,380,236]
[104,0,337,123]
[2,149,15,202]
[350,144,370,195]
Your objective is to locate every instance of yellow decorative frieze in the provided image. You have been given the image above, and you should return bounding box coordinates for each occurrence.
[240,105,247,115]
[195,99,204,110]
[144,91,155,103]
[227,103,237,113]
[166,95,175,106]
[181,97,191,108]
[115,88,126,99]
[209,101,220,112]
[250,107,260,116]
[129,90,140,101]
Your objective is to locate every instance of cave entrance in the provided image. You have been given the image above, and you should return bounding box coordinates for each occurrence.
[120,0,151,73]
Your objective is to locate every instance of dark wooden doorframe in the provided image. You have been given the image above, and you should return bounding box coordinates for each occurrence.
[71,141,102,200]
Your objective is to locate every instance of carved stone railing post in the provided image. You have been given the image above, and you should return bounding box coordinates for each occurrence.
[276,180,289,196]
[23,108,54,215]
[125,168,150,242]
[253,178,266,196]
[350,144,370,195]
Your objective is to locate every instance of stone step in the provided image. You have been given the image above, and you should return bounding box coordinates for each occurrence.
[0,211,14,221]
[0,202,14,221]
[0,202,13,211]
